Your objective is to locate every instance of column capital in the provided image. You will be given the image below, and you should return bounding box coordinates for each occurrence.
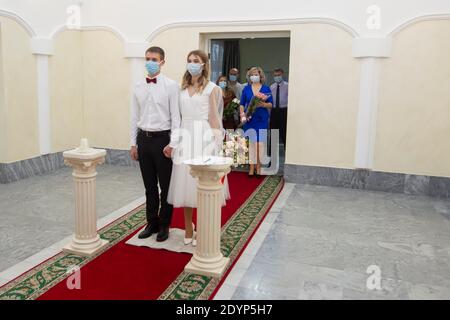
[63,141,107,175]
[30,38,54,56]
[189,166,231,186]
[352,37,392,58]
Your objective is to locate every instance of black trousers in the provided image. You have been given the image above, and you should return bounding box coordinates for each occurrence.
[269,108,287,150]
[137,130,173,228]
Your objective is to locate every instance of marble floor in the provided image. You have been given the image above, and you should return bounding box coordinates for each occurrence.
[2,158,450,299]
[0,165,144,272]
[214,183,450,300]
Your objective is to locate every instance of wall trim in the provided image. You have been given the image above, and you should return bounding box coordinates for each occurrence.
[49,25,126,42]
[145,17,360,42]
[0,9,36,36]
[284,164,450,199]
[390,14,450,36]
[0,149,139,184]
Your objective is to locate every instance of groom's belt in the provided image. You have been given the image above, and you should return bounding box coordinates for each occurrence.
[138,128,171,138]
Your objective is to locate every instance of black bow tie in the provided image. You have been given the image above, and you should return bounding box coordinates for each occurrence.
[146,77,157,84]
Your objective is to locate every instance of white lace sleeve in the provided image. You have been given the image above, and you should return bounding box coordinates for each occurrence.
[208,85,225,153]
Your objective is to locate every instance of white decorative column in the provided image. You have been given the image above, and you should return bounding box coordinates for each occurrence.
[352,37,392,169]
[31,38,54,155]
[184,156,233,278]
[125,41,149,102]
[63,138,108,256]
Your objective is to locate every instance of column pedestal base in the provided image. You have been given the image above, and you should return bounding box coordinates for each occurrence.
[185,256,230,278]
[63,237,109,257]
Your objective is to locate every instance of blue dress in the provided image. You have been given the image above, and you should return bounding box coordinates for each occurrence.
[240,84,273,143]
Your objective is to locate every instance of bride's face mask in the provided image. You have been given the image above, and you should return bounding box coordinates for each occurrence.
[186,55,205,76]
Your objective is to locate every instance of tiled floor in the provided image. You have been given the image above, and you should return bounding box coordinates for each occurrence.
[2,157,450,300]
[214,183,450,300]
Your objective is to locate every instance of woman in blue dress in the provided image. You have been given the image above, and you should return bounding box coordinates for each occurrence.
[239,67,273,178]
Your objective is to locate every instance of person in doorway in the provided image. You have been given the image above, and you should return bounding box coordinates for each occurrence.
[228,68,244,100]
[217,75,237,129]
[239,67,273,178]
[270,68,288,150]
[130,46,181,242]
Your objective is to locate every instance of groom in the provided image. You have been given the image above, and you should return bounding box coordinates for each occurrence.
[130,46,181,242]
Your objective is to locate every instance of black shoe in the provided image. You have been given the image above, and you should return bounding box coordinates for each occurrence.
[156,227,169,242]
[138,224,159,239]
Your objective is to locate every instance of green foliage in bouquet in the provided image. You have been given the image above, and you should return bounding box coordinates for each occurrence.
[223,98,240,120]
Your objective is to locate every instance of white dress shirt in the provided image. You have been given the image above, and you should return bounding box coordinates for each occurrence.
[229,82,244,100]
[270,80,289,109]
[130,73,181,148]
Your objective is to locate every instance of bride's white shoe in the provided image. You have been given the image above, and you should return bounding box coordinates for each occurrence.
[184,223,197,246]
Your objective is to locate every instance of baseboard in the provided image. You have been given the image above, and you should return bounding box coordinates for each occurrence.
[0,149,139,184]
[284,164,450,199]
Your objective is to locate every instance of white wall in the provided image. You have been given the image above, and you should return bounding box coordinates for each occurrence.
[1,0,450,39]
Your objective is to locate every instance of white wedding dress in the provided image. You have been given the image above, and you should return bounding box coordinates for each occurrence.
[167,81,230,208]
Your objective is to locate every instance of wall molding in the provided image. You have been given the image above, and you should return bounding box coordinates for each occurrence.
[145,17,360,42]
[390,14,450,36]
[0,9,36,36]
[2,8,450,42]
[49,24,126,42]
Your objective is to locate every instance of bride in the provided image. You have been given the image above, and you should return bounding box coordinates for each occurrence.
[167,49,230,246]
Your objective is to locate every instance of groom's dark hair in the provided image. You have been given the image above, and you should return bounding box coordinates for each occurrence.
[146,46,165,60]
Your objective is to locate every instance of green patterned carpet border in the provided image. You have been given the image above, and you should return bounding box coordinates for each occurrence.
[159,175,284,300]
[0,175,283,300]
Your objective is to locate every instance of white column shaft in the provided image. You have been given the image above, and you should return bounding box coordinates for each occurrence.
[36,55,51,155]
[196,186,222,259]
[74,173,98,239]
[354,57,380,169]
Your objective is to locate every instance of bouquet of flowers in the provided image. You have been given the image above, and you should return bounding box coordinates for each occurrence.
[220,131,249,167]
[223,98,240,120]
[239,92,269,127]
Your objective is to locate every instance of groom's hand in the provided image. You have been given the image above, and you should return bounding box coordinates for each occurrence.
[163,145,173,158]
[130,146,138,161]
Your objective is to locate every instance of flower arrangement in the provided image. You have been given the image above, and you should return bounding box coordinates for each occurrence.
[239,92,269,127]
[223,98,240,120]
[220,131,249,167]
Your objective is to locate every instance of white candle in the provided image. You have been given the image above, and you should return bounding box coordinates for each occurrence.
[79,138,89,152]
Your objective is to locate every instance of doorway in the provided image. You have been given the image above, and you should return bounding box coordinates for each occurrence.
[205,32,291,174]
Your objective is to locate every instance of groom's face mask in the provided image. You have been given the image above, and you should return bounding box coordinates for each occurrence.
[145,52,165,76]
[146,60,160,76]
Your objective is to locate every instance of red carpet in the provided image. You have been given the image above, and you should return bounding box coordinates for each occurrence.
[38,172,266,300]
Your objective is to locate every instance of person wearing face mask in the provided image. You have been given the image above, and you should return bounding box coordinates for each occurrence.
[216,75,237,129]
[168,50,230,246]
[130,47,181,242]
[228,68,244,100]
[270,68,289,150]
[239,67,273,178]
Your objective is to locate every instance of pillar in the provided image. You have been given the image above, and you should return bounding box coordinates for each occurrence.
[63,138,108,256]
